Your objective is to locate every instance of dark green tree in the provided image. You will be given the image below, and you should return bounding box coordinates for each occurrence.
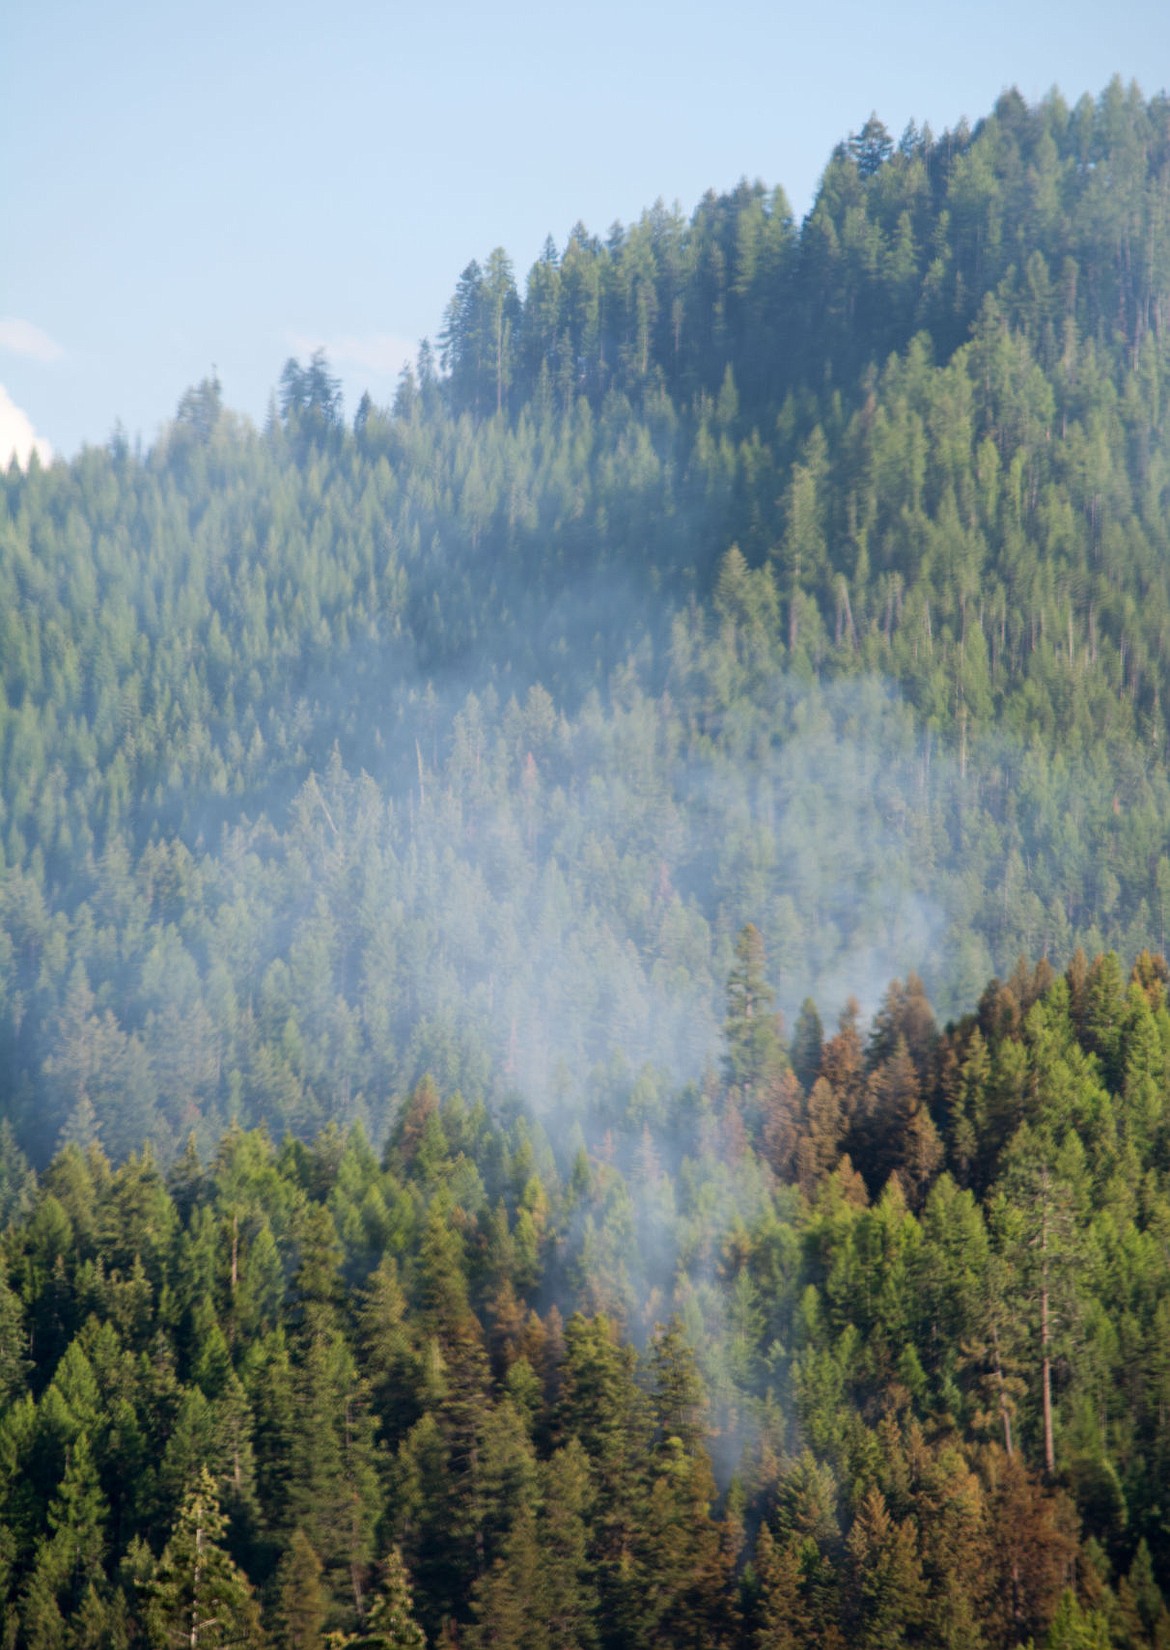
[723,925,786,1107]
[141,1467,264,1648]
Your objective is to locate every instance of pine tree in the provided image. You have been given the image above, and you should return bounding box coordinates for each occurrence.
[349,1548,426,1650]
[753,1523,802,1650]
[273,1528,326,1650]
[844,1486,926,1650]
[762,1069,802,1182]
[996,1128,1081,1477]
[648,1319,707,1456]
[790,999,824,1093]
[467,1507,540,1650]
[557,1314,649,1638]
[358,1257,417,1446]
[820,1000,865,1130]
[858,1033,943,1201]
[632,1439,736,1650]
[285,1329,379,1612]
[42,1433,106,1589]
[538,1441,598,1650]
[723,925,786,1107]
[141,1466,264,1648]
[983,1449,1077,1645]
[1081,951,1127,1090]
[796,1077,844,1192]
[0,1260,30,1405]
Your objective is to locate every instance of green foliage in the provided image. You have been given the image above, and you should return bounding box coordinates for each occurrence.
[272,1528,326,1648]
[141,1466,264,1648]
[0,950,1168,1643]
[3,87,1170,1172]
[3,77,1170,1650]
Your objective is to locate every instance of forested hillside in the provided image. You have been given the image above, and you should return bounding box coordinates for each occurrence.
[2,940,1170,1647]
[4,76,1170,1645]
[3,82,1170,1163]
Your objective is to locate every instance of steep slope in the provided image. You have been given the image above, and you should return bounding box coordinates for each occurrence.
[2,82,1170,1161]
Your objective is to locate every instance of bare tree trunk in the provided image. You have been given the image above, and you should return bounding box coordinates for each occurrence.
[1040,1202,1055,1476]
[191,1522,204,1649]
[992,1321,1014,1456]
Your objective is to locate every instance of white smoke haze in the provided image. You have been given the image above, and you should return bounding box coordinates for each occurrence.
[17,452,1108,1178]
[12,396,1124,1175]
[244,668,959,1153]
[0,385,53,469]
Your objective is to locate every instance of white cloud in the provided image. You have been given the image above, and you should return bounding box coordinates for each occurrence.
[288,331,416,379]
[0,317,65,363]
[0,386,53,469]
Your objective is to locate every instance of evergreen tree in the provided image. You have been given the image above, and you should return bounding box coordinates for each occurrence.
[350,1548,426,1650]
[790,999,824,1094]
[141,1467,264,1648]
[272,1529,327,1650]
[723,925,786,1107]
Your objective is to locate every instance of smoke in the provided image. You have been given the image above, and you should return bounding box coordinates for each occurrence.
[10,391,1148,1177]
[241,665,956,1148]
[0,384,53,470]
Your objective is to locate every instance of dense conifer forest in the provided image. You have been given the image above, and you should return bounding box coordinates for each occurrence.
[3,945,1170,1646]
[3,77,1170,1647]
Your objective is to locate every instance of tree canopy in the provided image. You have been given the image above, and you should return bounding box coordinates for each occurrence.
[4,78,1170,1646]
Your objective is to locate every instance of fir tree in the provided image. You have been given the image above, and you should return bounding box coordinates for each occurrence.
[141,1467,264,1649]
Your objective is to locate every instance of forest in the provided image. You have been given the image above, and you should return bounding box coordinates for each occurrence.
[2,939,1170,1647]
[2,75,1170,1646]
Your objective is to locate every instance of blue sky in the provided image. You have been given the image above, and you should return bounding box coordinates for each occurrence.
[3,0,1168,460]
